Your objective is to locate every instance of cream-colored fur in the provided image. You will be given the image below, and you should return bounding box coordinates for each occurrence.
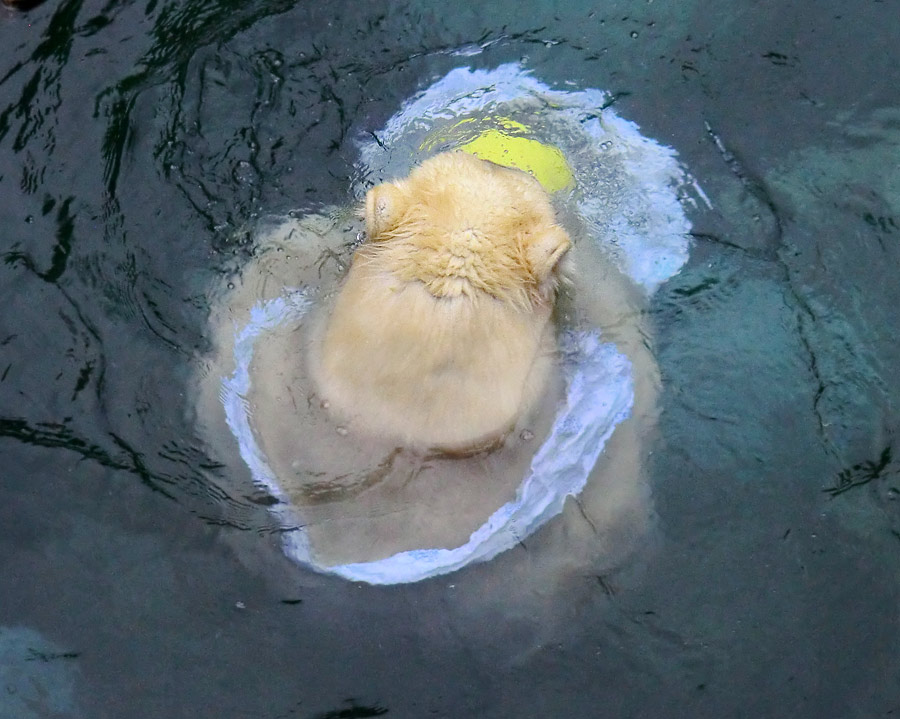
[308,152,572,451]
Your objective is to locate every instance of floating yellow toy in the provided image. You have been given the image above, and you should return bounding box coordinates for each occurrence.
[421,117,575,194]
[459,129,574,193]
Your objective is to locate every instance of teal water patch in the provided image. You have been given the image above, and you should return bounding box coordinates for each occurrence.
[767,108,900,464]
[0,626,80,719]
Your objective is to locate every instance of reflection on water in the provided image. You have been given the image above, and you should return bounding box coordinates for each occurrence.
[1,0,900,716]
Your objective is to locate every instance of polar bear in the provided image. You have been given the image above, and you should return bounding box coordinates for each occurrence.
[198,148,656,567]
[308,152,572,453]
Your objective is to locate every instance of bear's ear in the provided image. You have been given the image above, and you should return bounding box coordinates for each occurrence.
[527,225,572,280]
[365,183,407,240]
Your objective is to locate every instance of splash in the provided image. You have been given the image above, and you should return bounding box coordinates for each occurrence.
[356,63,707,294]
[218,64,701,584]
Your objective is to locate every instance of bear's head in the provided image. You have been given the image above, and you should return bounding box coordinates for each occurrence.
[363,152,571,308]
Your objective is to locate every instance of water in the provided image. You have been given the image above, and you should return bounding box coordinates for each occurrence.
[2,1,899,717]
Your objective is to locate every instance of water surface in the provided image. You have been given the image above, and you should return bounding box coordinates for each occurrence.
[1,1,899,717]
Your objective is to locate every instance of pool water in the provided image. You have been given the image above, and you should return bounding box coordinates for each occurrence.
[1,1,899,717]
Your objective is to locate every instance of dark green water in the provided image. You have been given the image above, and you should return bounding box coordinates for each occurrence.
[2,1,899,717]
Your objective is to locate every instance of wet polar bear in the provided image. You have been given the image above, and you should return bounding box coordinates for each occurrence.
[310,152,571,453]
[199,150,656,569]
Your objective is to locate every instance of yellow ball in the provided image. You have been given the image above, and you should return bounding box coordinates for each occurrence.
[458,129,574,193]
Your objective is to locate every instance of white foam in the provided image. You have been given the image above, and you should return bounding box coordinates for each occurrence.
[356,63,706,295]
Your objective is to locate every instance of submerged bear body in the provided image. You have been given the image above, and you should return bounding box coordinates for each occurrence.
[198,146,657,568]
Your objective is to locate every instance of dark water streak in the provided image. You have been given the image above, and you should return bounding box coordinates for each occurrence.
[699,118,847,466]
